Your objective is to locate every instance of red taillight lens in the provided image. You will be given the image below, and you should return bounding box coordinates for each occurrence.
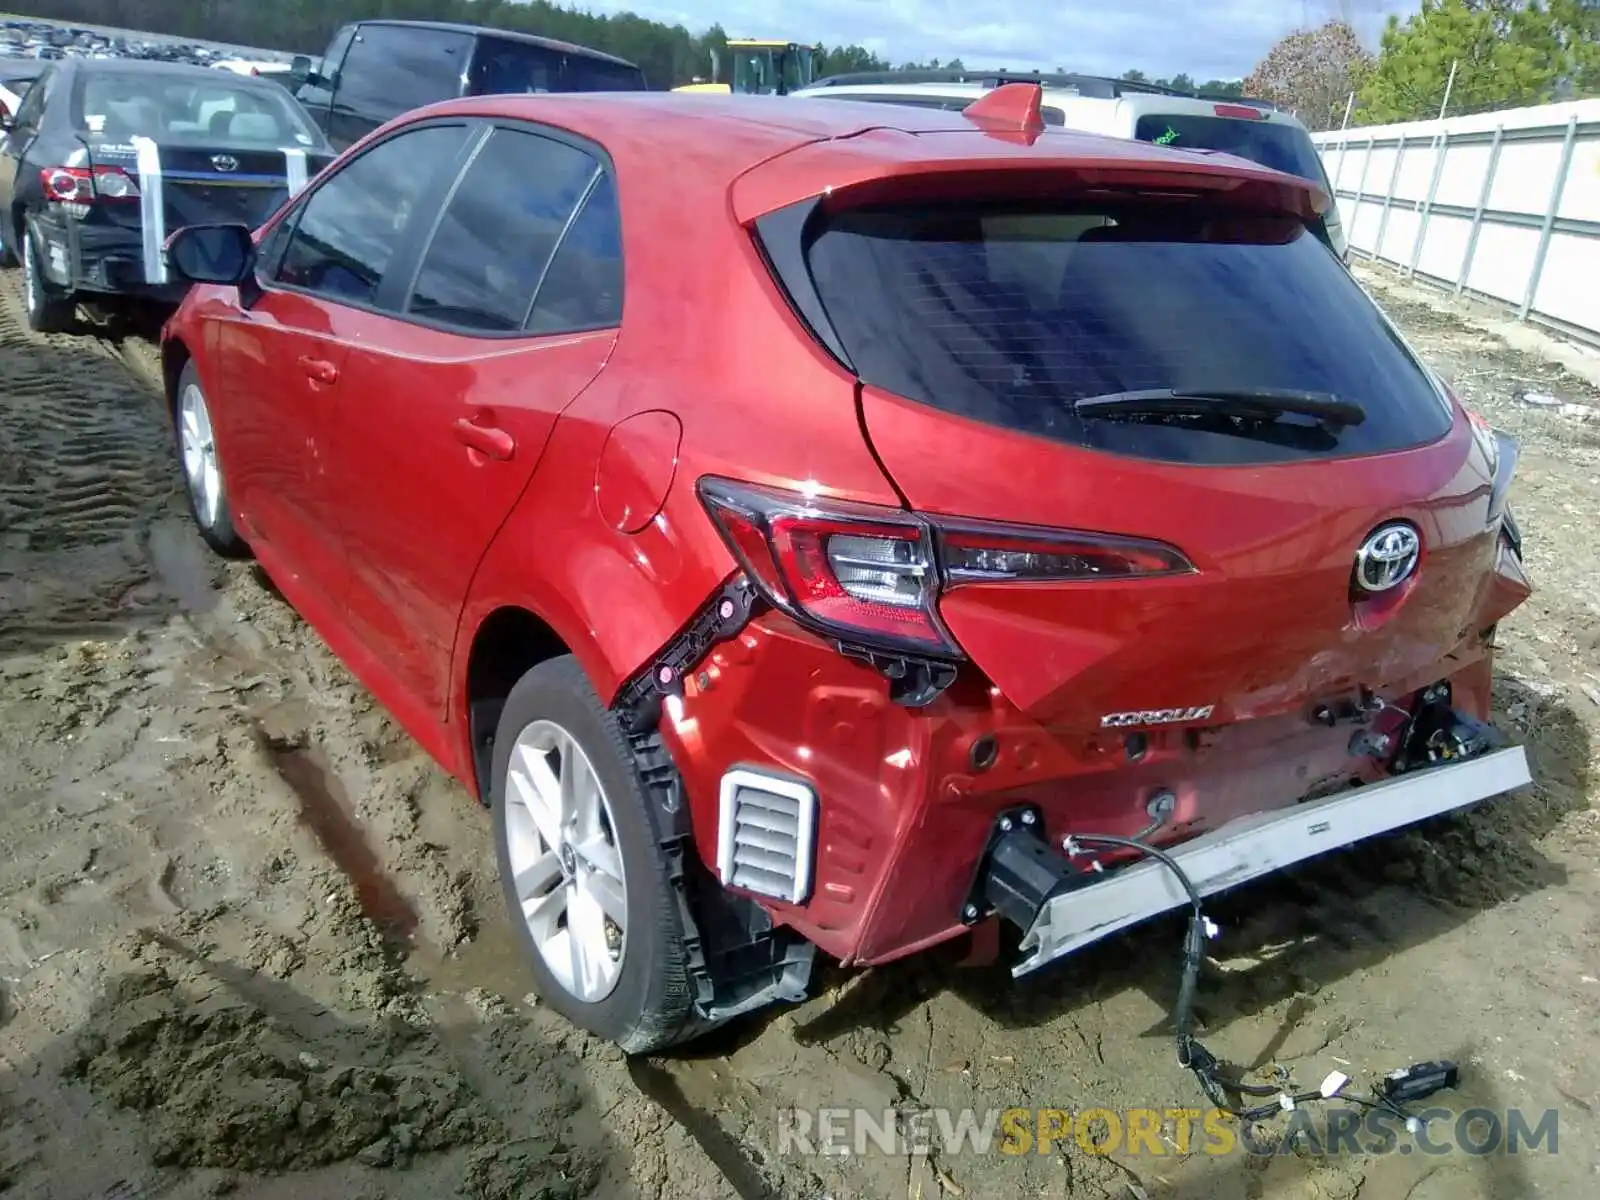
[1214,103,1266,120]
[698,477,954,655]
[697,476,1196,658]
[40,165,140,202]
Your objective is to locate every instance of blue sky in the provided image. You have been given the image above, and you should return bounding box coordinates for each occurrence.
[569,0,1422,80]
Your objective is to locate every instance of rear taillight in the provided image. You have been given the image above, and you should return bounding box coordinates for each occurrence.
[938,520,1193,582]
[40,165,140,202]
[698,477,951,654]
[697,477,1195,658]
[1214,103,1266,120]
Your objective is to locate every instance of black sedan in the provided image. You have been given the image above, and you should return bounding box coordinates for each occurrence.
[0,57,335,331]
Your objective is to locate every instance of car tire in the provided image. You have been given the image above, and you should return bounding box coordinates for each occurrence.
[21,220,75,334]
[0,212,17,269]
[173,360,249,557]
[491,655,696,1054]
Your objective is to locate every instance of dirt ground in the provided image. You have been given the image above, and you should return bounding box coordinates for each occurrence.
[1,261,1598,1200]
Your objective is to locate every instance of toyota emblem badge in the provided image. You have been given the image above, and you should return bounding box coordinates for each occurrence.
[1353,522,1421,593]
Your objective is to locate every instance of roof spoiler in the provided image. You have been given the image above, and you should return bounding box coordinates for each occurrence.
[962,83,1046,138]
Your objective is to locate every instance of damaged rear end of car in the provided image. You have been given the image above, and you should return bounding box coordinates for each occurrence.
[634,105,1533,993]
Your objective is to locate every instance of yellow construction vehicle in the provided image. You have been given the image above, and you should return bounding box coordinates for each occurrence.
[673,38,820,95]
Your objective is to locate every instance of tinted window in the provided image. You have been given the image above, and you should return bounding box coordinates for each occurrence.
[278,124,467,306]
[1134,114,1324,183]
[320,25,357,83]
[337,24,470,116]
[527,172,623,333]
[73,71,318,144]
[12,65,53,127]
[468,38,645,94]
[406,127,599,332]
[803,202,1453,465]
[810,92,1065,125]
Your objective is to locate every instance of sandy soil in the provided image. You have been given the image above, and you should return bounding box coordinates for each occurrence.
[1,262,1597,1200]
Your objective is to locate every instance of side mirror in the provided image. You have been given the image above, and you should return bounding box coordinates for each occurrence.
[290,54,318,88]
[0,110,14,132]
[164,223,255,286]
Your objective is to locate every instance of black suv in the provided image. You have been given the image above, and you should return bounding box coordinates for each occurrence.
[292,20,647,152]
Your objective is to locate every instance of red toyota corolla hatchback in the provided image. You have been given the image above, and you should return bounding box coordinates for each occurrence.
[157,85,1532,1056]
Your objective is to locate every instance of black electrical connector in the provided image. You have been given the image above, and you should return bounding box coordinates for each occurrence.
[1064,830,1462,1127]
[1382,1061,1460,1104]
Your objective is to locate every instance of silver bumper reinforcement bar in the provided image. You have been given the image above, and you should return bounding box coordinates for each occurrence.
[1009,745,1532,978]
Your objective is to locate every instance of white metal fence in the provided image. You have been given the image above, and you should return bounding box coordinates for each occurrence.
[1312,98,1600,348]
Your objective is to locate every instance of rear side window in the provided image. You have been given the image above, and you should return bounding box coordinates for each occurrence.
[405,127,603,333]
[11,65,52,127]
[336,24,470,116]
[469,38,645,94]
[801,201,1453,465]
[1134,114,1324,184]
[526,172,623,333]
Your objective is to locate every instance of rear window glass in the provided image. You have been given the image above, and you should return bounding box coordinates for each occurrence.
[809,91,1066,125]
[803,202,1452,465]
[470,39,645,94]
[73,70,317,144]
[1134,114,1324,184]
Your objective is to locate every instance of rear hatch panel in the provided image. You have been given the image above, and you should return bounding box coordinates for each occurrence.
[747,151,1501,731]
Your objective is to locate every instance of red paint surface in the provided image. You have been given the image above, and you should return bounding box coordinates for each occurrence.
[161,91,1528,967]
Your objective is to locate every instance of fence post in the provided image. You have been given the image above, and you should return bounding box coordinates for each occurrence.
[1409,130,1449,279]
[1456,124,1504,296]
[1374,132,1407,264]
[1349,136,1377,254]
[1519,114,1580,322]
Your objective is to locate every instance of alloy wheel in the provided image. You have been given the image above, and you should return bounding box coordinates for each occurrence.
[501,718,629,1003]
[178,380,222,530]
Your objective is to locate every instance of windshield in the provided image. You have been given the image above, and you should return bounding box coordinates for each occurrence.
[1133,113,1325,184]
[802,200,1452,465]
[470,38,645,94]
[73,71,320,144]
[731,46,813,95]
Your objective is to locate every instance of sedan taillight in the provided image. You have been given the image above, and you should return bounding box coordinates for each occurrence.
[40,165,140,203]
[697,476,1194,657]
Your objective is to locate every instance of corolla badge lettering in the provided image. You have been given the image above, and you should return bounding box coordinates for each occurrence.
[1100,705,1215,728]
[1353,522,1421,593]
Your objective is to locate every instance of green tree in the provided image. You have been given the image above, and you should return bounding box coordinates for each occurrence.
[1244,20,1374,130]
[1359,0,1598,123]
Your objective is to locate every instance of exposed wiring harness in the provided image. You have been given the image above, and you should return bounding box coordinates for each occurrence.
[1063,831,1459,1129]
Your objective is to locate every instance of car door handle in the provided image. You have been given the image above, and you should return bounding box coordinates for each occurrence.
[298,355,339,384]
[453,417,515,461]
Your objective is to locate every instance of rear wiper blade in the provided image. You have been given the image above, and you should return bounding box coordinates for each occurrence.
[1072,388,1366,428]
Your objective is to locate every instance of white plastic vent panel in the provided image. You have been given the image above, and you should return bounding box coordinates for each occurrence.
[716,768,817,905]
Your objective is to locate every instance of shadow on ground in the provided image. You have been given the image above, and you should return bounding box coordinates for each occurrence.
[0,931,639,1199]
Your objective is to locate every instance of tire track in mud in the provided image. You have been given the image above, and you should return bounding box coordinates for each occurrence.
[0,273,182,650]
[0,277,773,1197]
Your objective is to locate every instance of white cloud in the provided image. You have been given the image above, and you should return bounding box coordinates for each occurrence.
[563,0,1419,80]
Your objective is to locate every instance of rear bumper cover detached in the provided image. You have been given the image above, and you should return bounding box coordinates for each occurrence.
[1003,744,1531,978]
